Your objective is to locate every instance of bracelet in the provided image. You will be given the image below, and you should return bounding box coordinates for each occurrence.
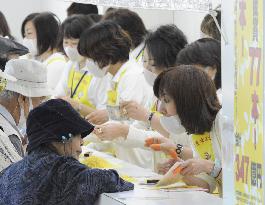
[175,144,184,157]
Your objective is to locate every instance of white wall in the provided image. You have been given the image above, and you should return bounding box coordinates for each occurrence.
[0,0,41,41]
[1,0,220,43]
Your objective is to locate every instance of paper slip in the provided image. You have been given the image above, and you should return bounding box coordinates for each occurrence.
[107,105,129,121]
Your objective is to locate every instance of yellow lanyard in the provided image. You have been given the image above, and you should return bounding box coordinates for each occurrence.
[107,69,127,106]
[191,132,215,161]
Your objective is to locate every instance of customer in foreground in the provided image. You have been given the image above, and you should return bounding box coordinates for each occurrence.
[0,99,133,205]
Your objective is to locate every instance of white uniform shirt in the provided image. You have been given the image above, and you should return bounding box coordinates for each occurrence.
[43,53,66,93]
[110,59,154,169]
[129,42,145,69]
[55,61,111,109]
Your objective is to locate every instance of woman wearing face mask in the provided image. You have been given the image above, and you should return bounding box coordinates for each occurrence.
[21,12,66,92]
[93,25,189,170]
[20,13,39,61]
[78,21,152,125]
[177,38,222,103]
[145,65,223,195]
[55,15,110,117]
[78,21,153,167]
[0,99,134,205]
[120,24,188,137]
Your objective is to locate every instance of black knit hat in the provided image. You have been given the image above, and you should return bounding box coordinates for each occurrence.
[26,99,94,153]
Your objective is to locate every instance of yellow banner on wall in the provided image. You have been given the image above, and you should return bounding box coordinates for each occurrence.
[234,0,264,204]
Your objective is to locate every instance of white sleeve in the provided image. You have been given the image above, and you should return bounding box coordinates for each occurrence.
[47,60,66,92]
[121,125,162,148]
[54,62,72,97]
[118,73,152,109]
[114,119,162,148]
[169,133,191,147]
[94,75,111,110]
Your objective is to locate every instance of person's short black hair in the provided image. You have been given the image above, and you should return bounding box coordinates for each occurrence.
[0,11,14,40]
[177,38,221,89]
[145,24,187,69]
[33,12,60,55]
[103,8,147,48]
[88,14,102,23]
[61,14,94,39]
[67,3,98,16]
[21,13,40,38]
[201,9,221,40]
[78,21,131,68]
[154,65,221,135]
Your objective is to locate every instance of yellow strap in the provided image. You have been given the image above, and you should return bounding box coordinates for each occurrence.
[191,132,215,161]
[107,68,127,105]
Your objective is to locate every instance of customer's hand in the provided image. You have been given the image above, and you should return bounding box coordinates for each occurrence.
[86,109,109,125]
[120,100,149,122]
[94,122,129,141]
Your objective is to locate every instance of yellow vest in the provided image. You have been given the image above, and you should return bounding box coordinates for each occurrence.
[107,69,127,106]
[67,66,96,109]
[191,132,215,161]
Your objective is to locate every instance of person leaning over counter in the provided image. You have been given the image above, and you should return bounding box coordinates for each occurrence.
[0,99,133,205]
[145,65,223,196]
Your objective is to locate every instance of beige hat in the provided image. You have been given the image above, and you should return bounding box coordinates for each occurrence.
[4,59,52,97]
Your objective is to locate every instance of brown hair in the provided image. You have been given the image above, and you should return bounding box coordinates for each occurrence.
[78,21,131,68]
[103,8,147,48]
[154,65,221,134]
[201,10,221,40]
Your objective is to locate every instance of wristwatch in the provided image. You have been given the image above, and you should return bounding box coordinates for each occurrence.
[209,159,222,178]
[175,144,184,157]
[147,112,154,128]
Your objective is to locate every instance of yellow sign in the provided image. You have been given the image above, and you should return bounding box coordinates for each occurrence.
[234,0,264,204]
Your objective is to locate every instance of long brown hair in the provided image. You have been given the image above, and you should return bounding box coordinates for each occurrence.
[154,65,221,134]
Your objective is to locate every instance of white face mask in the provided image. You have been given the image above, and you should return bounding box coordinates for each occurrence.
[86,59,109,78]
[64,46,82,62]
[143,68,157,87]
[18,98,33,135]
[22,38,38,57]
[160,115,186,135]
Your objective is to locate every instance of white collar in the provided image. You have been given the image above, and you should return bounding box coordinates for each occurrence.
[112,61,130,83]
[0,104,16,126]
[129,42,145,60]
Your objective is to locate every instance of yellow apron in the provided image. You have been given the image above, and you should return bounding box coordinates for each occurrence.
[191,132,215,161]
[107,69,127,106]
[67,67,96,109]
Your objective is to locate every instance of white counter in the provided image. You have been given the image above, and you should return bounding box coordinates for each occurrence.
[82,147,223,205]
